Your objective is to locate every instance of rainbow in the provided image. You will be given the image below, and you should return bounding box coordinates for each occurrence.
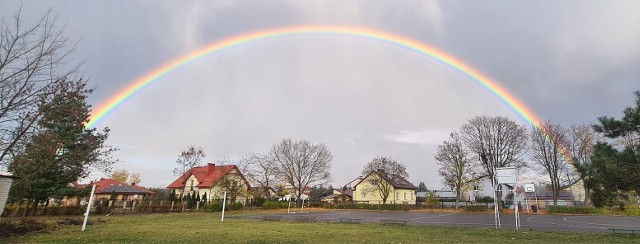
[86,25,570,160]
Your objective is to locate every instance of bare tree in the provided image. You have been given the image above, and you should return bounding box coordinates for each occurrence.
[217,172,249,204]
[460,116,528,205]
[244,153,278,198]
[0,7,81,168]
[568,124,599,204]
[267,139,332,201]
[361,156,409,204]
[435,132,474,209]
[110,169,129,183]
[531,121,576,205]
[129,172,141,185]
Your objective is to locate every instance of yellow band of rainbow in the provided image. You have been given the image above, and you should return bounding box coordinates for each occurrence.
[86,25,571,161]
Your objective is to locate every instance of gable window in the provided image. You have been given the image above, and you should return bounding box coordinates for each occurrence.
[190,180,194,191]
[369,179,378,186]
[361,192,367,198]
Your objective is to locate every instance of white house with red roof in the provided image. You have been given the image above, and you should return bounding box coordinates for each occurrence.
[167,163,251,203]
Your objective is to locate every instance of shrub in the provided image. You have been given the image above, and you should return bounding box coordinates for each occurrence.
[203,201,244,212]
[260,200,282,210]
[463,205,489,212]
[476,196,495,203]
[547,206,603,215]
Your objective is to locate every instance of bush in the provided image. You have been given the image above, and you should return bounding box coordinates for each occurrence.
[262,201,289,209]
[547,206,603,215]
[463,205,489,212]
[476,196,495,203]
[331,203,414,211]
[203,201,244,212]
[0,219,49,238]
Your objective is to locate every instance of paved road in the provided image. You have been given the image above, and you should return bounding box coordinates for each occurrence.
[236,210,640,233]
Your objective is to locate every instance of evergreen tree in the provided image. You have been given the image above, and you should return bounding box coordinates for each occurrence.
[587,91,640,207]
[417,182,428,192]
[8,81,116,215]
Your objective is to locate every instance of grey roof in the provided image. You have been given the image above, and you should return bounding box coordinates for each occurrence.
[99,185,153,194]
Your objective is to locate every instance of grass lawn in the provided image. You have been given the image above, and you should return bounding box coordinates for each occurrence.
[6,211,640,243]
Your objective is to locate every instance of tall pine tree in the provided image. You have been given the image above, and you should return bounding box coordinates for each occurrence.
[9,80,117,215]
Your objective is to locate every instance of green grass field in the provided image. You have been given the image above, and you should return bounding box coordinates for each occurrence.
[5,211,640,243]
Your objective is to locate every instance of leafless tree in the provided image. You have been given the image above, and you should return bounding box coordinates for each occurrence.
[173,145,206,199]
[244,153,278,198]
[568,124,599,204]
[0,7,80,168]
[361,156,409,204]
[435,132,474,209]
[267,139,332,200]
[217,172,249,204]
[460,116,528,207]
[531,121,576,205]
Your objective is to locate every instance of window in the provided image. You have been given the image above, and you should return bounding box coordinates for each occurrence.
[369,179,378,186]
[361,192,367,198]
[411,192,414,200]
[396,192,399,200]
[190,180,194,191]
[404,193,407,200]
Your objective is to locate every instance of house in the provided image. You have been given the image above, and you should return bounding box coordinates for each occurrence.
[353,169,417,204]
[92,178,154,201]
[517,188,575,208]
[167,163,251,204]
[321,188,354,203]
[322,176,362,203]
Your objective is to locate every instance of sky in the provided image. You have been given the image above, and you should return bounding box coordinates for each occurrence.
[1,0,638,189]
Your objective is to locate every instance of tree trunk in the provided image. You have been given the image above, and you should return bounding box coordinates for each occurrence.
[30,199,39,216]
[584,187,591,206]
[23,199,32,217]
[43,198,50,214]
[455,189,461,210]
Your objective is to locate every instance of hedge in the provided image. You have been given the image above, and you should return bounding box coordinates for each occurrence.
[325,203,414,211]
[463,205,489,212]
[547,206,603,215]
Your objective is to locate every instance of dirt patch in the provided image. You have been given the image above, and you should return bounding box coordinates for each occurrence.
[0,218,49,239]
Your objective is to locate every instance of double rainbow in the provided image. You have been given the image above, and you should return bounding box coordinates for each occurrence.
[87,25,567,159]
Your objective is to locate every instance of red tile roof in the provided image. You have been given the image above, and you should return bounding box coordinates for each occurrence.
[92,178,154,195]
[167,163,250,189]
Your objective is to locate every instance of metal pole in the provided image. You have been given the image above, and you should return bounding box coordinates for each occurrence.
[221,192,227,222]
[492,176,500,229]
[287,195,292,213]
[82,184,97,231]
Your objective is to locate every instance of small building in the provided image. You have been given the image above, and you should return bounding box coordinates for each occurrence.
[0,174,19,219]
[92,178,154,201]
[167,163,251,204]
[352,169,416,205]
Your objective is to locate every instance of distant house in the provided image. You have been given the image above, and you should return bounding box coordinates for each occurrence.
[353,169,416,204]
[517,188,575,208]
[167,163,251,204]
[322,176,362,203]
[92,178,154,201]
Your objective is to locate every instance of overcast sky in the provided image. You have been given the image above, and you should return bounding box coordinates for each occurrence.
[2,0,638,189]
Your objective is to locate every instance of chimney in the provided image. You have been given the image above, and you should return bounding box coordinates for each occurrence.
[131,182,136,186]
[207,163,216,174]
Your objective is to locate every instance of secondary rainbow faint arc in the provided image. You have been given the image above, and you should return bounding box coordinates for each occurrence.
[87,25,542,129]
